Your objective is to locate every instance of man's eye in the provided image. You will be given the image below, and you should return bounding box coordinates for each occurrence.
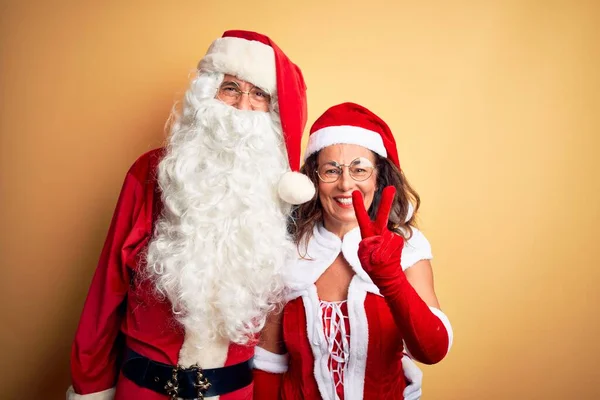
[222,86,238,92]
[252,88,269,98]
[325,169,341,175]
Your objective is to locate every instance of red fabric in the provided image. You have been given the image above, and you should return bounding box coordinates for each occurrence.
[222,30,308,173]
[361,241,449,364]
[281,295,409,399]
[308,102,400,168]
[253,369,283,400]
[280,298,320,400]
[352,186,449,364]
[70,148,254,399]
[354,187,449,365]
[363,294,407,399]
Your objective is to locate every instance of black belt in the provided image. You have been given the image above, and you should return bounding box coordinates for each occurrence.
[122,348,253,399]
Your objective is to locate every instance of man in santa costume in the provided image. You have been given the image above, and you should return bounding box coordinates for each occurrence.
[67,30,315,400]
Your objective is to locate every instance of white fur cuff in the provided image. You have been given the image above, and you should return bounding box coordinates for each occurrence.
[66,386,115,400]
[429,306,454,353]
[253,346,289,373]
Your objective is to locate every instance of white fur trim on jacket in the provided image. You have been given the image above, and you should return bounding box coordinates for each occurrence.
[254,346,289,373]
[198,36,276,94]
[283,223,433,295]
[304,126,387,160]
[290,275,374,399]
[66,386,115,400]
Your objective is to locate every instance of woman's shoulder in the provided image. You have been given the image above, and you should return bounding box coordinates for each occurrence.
[401,227,433,270]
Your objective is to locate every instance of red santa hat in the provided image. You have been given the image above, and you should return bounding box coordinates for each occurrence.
[198,30,315,205]
[305,102,400,168]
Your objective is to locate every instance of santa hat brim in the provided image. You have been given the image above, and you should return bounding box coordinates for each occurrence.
[304,125,388,160]
[198,36,276,94]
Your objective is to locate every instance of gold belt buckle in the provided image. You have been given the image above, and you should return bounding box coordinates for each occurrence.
[164,365,180,399]
[164,363,211,400]
[191,363,212,399]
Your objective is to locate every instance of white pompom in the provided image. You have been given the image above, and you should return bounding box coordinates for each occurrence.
[278,171,315,205]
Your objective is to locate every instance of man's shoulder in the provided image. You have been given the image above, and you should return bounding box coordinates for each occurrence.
[126,147,165,182]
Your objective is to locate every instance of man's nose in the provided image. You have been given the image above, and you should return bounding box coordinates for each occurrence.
[234,93,252,111]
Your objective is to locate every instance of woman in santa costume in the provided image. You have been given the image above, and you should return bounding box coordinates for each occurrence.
[254,103,453,399]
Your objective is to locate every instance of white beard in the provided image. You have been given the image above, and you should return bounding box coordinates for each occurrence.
[146,73,293,347]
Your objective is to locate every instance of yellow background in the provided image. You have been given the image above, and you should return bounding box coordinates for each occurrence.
[1,1,599,399]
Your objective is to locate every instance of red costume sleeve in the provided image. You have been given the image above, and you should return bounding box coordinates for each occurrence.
[70,167,145,394]
[359,236,450,364]
[353,188,451,365]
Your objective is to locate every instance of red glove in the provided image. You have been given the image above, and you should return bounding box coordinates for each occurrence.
[352,187,450,364]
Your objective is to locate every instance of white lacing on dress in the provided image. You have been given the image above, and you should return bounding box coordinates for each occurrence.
[319,300,350,399]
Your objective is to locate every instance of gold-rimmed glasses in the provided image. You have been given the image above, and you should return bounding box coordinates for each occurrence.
[216,80,271,111]
[317,157,375,183]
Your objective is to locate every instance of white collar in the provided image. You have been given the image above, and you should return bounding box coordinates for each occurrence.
[283,223,380,297]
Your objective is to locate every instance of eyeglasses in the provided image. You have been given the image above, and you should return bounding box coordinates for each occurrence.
[216,80,272,111]
[317,157,375,183]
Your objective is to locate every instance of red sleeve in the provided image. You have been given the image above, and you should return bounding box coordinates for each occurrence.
[358,232,450,365]
[70,166,145,394]
[374,272,450,364]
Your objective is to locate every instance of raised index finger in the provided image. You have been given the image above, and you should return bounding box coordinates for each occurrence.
[352,190,374,238]
[374,186,396,234]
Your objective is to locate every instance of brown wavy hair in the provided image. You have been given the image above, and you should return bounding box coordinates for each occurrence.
[289,150,421,255]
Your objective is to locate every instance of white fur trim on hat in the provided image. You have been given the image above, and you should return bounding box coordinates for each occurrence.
[198,36,276,94]
[66,386,115,400]
[304,125,387,160]
[278,171,315,205]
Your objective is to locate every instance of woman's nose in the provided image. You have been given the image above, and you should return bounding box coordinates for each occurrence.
[337,168,354,191]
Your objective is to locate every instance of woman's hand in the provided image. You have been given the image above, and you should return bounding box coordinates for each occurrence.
[353,186,452,364]
[352,186,403,274]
